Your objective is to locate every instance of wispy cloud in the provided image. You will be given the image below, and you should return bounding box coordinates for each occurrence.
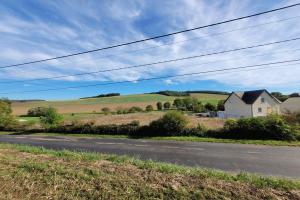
[0,0,299,95]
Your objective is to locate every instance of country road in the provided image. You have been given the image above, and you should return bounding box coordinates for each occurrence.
[0,134,299,178]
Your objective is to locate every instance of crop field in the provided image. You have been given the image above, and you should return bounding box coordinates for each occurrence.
[11,93,228,115]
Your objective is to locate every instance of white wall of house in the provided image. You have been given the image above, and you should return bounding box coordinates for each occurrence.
[224,94,252,118]
[252,91,281,117]
[281,97,300,113]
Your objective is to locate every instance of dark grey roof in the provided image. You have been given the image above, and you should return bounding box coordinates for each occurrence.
[239,89,265,104]
[224,89,280,105]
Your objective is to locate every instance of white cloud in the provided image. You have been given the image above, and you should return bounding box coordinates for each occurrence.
[0,0,299,92]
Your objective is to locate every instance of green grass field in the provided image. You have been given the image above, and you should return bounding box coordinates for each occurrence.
[0,143,299,199]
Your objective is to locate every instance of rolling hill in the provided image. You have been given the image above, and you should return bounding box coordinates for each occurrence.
[11,93,228,115]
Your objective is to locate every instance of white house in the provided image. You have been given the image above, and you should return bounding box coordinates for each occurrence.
[224,89,281,118]
[281,97,300,113]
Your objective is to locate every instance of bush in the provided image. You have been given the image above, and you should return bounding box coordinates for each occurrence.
[115,107,143,114]
[204,103,216,111]
[156,102,163,110]
[182,124,207,137]
[40,107,63,129]
[173,98,184,109]
[49,121,140,136]
[116,108,127,114]
[163,102,171,110]
[27,107,48,117]
[217,100,225,111]
[147,111,188,136]
[145,105,154,112]
[193,103,204,113]
[282,112,300,126]
[221,115,295,141]
[0,100,15,130]
[128,106,143,113]
[101,107,111,115]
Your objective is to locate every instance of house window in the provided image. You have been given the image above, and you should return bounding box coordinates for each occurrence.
[258,107,262,113]
[261,98,265,103]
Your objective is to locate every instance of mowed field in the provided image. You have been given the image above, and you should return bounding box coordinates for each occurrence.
[12,93,228,115]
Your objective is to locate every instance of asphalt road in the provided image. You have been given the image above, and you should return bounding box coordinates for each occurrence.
[0,134,299,178]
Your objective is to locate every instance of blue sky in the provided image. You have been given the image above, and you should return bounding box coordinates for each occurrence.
[0,0,300,100]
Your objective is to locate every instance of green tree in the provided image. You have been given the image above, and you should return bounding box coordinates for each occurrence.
[0,99,14,129]
[163,102,171,110]
[193,103,204,113]
[217,100,225,111]
[204,103,216,111]
[156,102,163,110]
[271,92,288,102]
[145,105,154,112]
[27,107,48,117]
[40,107,63,129]
[101,107,111,115]
[173,98,184,109]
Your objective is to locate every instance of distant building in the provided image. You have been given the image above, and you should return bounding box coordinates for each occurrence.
[224,89,281,118]
[281,97,300,113]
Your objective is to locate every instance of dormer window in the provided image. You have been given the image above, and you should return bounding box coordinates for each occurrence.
[261,98,265,103]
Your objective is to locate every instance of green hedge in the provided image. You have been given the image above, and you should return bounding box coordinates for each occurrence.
[219,115,295,141]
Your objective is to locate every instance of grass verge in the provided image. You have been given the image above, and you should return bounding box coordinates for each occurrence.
[0,143,299,199]
[1,131,299,147]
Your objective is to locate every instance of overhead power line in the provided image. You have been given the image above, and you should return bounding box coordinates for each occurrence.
[1,58,299,95]
[1,37,299,85]
[1,2,300,69]
[19,15,300,69]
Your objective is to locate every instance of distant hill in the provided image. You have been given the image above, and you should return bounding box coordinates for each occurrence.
[271,92,300,102]
[80,93,120,99]
[9,99,45,103]
[150,90,230,97]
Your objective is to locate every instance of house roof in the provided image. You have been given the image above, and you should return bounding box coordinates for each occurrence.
[224,89,281,105]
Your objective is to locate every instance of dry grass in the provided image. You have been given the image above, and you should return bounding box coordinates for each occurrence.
[0,145,299,200]
[12,101,159,115]
[66,112,224,129]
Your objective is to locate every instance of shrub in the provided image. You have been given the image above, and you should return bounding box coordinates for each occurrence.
[173,98,184,109]
[40,107,63,129]
[0,100,15,130]
[163,102,171,110]
[222,115,295,141]
[115,107,143,114]
[182,124,207,137]
[217,100,225,111]
[49,121,140,136]
[193,103,204,113]
[147,111,188,136]
[204,103,216,111]
[128,106,143,113]
[101,107,111,115]
[156,102,163,110]
[116,108,126,114]
[282,112,300,126]
[224,118,238,130]
[145,105,154,112]
[27,107,48,117]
